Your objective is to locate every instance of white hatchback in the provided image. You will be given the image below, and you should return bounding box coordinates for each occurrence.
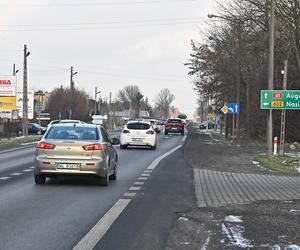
[120,121,156,150]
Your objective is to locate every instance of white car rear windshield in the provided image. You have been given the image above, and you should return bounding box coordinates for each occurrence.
[127,123,150,130]
[45,126,99,140]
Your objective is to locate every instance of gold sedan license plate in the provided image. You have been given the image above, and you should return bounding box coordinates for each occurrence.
[56,163,80,169]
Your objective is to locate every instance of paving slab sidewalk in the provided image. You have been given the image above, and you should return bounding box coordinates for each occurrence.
[166,126,300,250]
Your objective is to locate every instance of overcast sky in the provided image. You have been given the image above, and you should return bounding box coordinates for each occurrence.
[0,0,218,116]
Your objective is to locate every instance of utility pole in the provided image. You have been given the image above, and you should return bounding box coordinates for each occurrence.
[69,67,77,119]
[22,45,30,136]
[236,21,241,140]
[267,0,275,159]
[94,86,101,115]
[279,60,288,155]
[70,66,77,90]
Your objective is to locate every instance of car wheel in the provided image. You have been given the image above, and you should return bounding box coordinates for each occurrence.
[34,174,46,184]
[110,163,117,180]
[151,144,157,150]
[181,130,185,135]
[100,171,110,186]
[164,130,168,135]
[120,144,127,149]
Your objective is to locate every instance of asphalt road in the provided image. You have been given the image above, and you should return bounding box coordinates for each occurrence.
[0,131,189,250]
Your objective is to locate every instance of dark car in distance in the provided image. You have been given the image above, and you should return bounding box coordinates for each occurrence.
[28,123,47,135]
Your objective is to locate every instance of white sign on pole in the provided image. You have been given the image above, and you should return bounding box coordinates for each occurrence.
[0,110,13,119]
[0,75,17,96]
[16,89,34,119]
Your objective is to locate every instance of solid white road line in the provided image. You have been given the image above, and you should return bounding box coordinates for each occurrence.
[73,199,131,250]
[129,186,141,191]
[147,145,182,170]
[0,177,11,180]
[73,143,183,249]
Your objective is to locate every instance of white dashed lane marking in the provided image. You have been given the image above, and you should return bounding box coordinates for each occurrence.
[23,169,33,172]
[134,182,145,185]
[10,173,23,176]
[141,173,151,177]
[129,186,141,191]
[0,177,11,180]
[138,177,148,181]
[123,193,136,197]
[144,170,152,173]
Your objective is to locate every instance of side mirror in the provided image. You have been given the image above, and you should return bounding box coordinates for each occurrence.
[155,128,161,133]
[111,137,120,145]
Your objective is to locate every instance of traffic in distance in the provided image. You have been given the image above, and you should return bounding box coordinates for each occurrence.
[33,118,188,185]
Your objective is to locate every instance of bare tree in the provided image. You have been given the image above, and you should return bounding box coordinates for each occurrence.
[154,88,175,119]
[46,86,89,121]
[117,85,144,118]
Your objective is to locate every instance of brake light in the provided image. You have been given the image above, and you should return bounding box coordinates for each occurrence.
[146,130,155,135]
[36,142,56,150]
[122,129,130,134]
[82,144,103,151]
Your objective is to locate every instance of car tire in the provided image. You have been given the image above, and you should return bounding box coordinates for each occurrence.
[100,171,110,186]
[34,174,46,184]
[164,130,168,135]
[110,164,117,180]
[120,144,127,149]
[181,130,185,135]
[151,144,157,150]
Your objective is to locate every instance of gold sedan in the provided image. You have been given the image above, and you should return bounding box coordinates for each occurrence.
[34,123,119,186]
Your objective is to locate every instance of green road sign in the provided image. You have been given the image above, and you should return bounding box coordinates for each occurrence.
[260,90,300,109]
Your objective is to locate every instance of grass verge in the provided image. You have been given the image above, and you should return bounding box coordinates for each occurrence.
[254,155,300,175]
[0,135,42,150]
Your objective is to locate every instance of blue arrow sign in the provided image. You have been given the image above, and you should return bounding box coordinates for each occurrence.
[227,103,240,114]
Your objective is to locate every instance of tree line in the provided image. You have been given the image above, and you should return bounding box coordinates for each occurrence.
[186,0,300,141]
[45,85,175,122]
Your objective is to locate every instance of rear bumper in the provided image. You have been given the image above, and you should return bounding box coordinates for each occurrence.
[165,127,184,132]
[34,157,107,178]
[120,135,155,147]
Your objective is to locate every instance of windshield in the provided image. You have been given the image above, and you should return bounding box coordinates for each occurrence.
[167,119,182,124]
[45,126,99,140]
[127,123,150,130]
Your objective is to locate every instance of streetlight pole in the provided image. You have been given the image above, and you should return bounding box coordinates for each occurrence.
[267,0,275,159]
[13,64,19,76]
[22,45,30,136]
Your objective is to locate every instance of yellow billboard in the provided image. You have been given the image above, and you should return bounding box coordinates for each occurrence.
[0,96,17,110]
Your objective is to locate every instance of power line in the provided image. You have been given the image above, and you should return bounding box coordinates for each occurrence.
[1,17,204,27]
[0,20,202,32]
[0,0,198,7]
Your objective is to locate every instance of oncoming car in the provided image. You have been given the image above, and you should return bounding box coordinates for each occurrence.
[120,120,157,150]
[34,123,119,186]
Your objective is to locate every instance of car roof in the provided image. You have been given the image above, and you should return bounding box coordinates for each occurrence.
[59,119,83,123]
[126,120,150,125]
[51,123,98,128]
